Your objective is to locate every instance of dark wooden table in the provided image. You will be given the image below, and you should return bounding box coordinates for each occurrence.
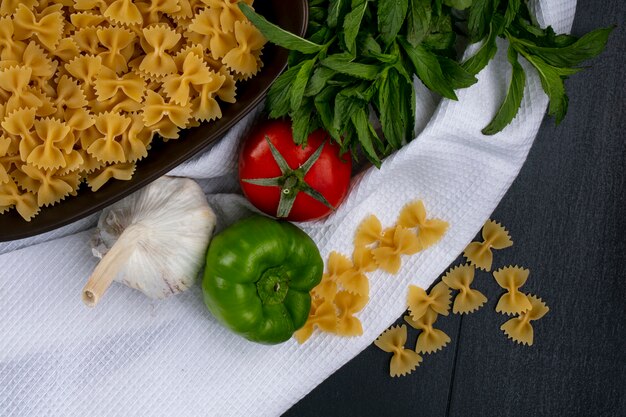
[285,1,626,416]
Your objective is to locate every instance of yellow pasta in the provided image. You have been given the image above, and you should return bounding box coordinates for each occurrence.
[354,214,383,248]
[374,325,422,377]
[333,291,368,337]
[222,20,266,76]
[441,264,487,314]
[464,219,513,271]
[372,226,421,274]
[293,298,337,344]
[493,266,532,315]
[397,200,449,250]
[501,295,549,346]
[404,308,451,354]
[0,1,264,220]
[311,251,351,301]
[407,281,451,321]
[336,246,374,296]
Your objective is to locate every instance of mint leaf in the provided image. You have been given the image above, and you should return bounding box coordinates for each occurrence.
[377,69,405,148]
[314,86,340,139]
[321,54,381,80]
[333,92,364,133]
[327,0,349,29]
[462,17,501,75]
[290,59,316,112]
[351,107,381,166]
[467,0,496,42]
[482,47,526,135]
[437,56,478,89]
[406,0,431,46]
[444,0,473,10]
[239,3,324,54]
[378,0,409,45]
[267,63,302,118]
[400,39,458,100]
[523,54,569,124]
[343,0,369,54]
[517,26,614,68]
[291,98,317,144]
[503,0,521,28]
[305,66,336,96]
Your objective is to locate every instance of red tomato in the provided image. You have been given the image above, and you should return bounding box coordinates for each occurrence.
[239,119,352,222]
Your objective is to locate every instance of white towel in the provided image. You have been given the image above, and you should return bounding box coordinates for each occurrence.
[0,2,577,416]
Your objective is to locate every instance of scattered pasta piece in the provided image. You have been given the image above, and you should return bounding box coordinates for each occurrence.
[404,308,451,354]
[407,281,451,321]
[354,214,383,248]
[441,264,487,314]
[311,251,351,301]
[334,291,368,336]
[501,295,549,346]
[372,226,420,274]
[493,266,532,315]
[374,325,422,377]
[293,298,337,344]
[464,220,513,271]
[398,200,449,250]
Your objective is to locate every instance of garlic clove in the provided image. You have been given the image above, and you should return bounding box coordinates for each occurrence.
[83,176,216,307]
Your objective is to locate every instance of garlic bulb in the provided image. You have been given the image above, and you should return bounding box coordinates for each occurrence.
[83,176,216,307]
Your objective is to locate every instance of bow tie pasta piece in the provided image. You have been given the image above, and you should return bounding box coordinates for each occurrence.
[87,112,132,163]
[398,200,449,250]
[1,107,38,162]
[372,226,421,274]
[190,71,226,121]
[95,69,146,104]
[187,8,237,60]
[143,90,192,131]
[19,164,81,207]
[136,0,182,26]
[407,281,451,321]
[215,66,237,103]
[294,298,337,344]
[73,0,112,14]
[311,251,351,301]
[50,38,80,64]
[96,27,136,74]
[0,66,42,113]
[139,25,181,77]
[0,0,38,17]
[222,21,266,76]
[501,295,549,346]
[12,4,63,50]
[0,18,27,61]
[464,219,513,271]
[74,27,104,55]
[355,214,384,248]
[27,118,72,170]
[202,0,254,33]
[374,325,422,377]
[162,53,212,105]
[336,245,375,296]
[441,264,487,314]
[21,42,55,80]
[119,113,154,162]
[53,75,88,114]
[404,308,451,354]
[0,177,39,220]
[104,0,143,26]
[493,266,533,315]
[87,162,136,191]
[65,55,103,95]
[334,291,368,337]
[70,11,108,28]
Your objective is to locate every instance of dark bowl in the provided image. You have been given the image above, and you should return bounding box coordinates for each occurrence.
[0,0,308,242]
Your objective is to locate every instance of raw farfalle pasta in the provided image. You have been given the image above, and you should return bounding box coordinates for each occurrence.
[464,219,513,271]
[354,214,384,248]
[501,295,549,346]
[333,291,368,336]
[374,325,423,377]
[407,281,451,321]
[293,298,337,344]
[493,266,532,315]
[441,264,487,314]
[0,0,265,221]
[398,200,449,250]
[372,226,421,274]
[336,246,375,296]
[311,251,350,301]
[404,308,451,354]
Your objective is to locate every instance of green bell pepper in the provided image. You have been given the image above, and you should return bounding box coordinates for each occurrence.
[202,215,323,344]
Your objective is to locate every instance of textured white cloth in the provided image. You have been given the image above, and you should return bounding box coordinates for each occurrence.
[0,2,576,416]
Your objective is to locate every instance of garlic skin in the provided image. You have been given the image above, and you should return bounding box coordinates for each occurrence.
[83,176,216,306]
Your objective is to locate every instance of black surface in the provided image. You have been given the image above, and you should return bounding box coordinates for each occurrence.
[285,1,626,416]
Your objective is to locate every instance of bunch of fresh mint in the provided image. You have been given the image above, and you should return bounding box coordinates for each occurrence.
[241,1,612,165]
